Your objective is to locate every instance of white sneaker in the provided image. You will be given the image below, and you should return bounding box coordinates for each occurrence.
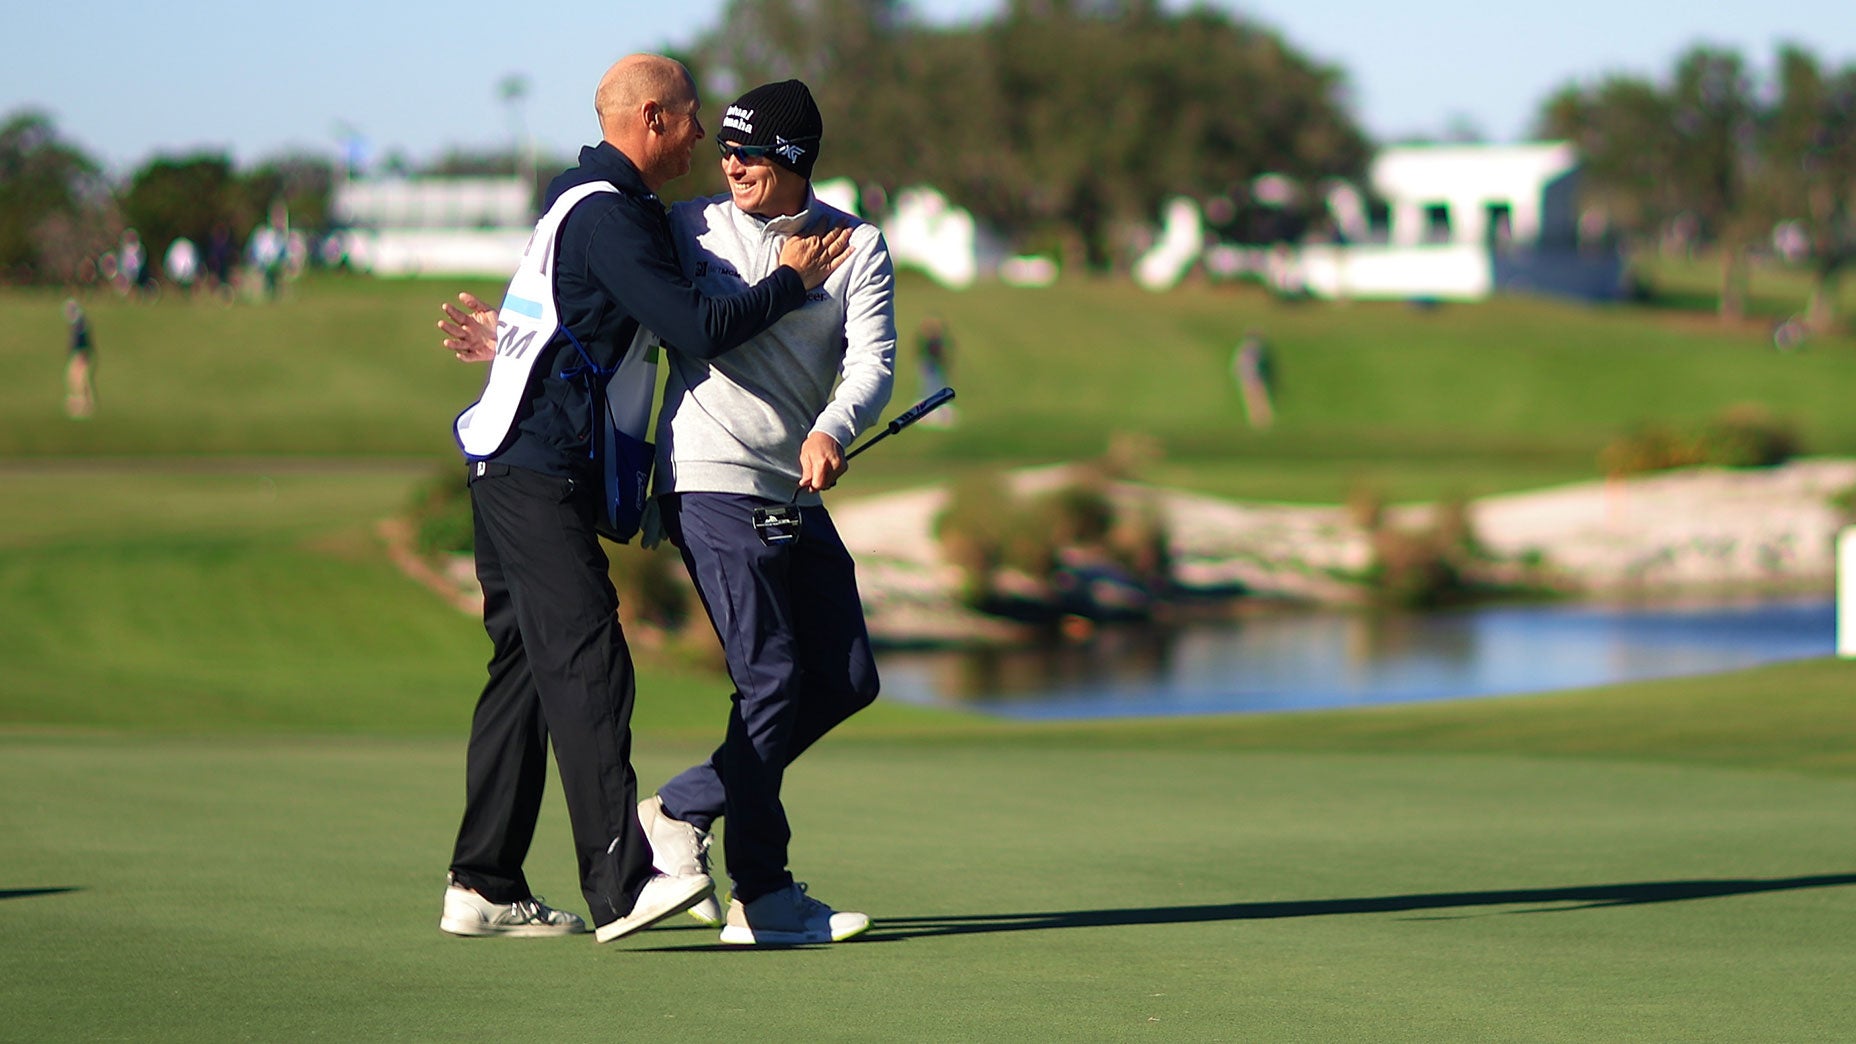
[718,883,870,946]
[639,795,723,926]
[439,878,586,938]
[593,872,715,944]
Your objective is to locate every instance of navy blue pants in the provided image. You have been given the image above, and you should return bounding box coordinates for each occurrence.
[656,492,879,903]
[448,464,652,928]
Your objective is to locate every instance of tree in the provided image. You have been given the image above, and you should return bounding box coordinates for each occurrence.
[687,0,912,201]
[961,1,1367,267]
[1536,76,1678,246]
[0,110,113,284]
[691,0,1369,271]
[1665,48,1758,319]
[241,153,336,232]
[1536,46,1851,324]
[121,153,243,266]
[1759,47,1856,332]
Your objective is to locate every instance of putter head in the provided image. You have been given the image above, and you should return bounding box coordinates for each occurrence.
[751,503,804,545]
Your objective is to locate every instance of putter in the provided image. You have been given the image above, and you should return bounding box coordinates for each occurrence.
[752,387,957,545]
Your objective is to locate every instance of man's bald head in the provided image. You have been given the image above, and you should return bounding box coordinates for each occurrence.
[591,54,706,192]
[595,54,696,140]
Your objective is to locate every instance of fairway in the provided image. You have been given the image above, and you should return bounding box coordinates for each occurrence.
[4,729,1854,1041]
[5,271,1855,504]
[5,274,1856,1041]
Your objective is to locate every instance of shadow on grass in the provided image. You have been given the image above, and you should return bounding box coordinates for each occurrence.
[864,874,1856,940]
[622,874,1856,951]
[0,887,81,901]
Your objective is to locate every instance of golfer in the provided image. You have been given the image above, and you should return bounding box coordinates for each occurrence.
[434,54,851,944]
[641,78,893,946]
[443,78,894,945]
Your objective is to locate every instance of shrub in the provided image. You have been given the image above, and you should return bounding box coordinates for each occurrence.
[1108,499,1173,587]
[1344,482,1385,531]
[400,463,704,650]
[1599,424,1699,477]
[1831,482,1856,525]
[608,541,695,635]
[1355,493,1481,609]
[1600,405,1800,477]
[1369,527,1468,609]
[933,473,1016,605]
[1696,404,1799,468]
[1100,430,1164,480]
[933,467,1172,613]
[409,466,474,555]
[1032,482,1116,548]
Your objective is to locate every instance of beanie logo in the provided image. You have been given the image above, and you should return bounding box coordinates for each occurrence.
[723,106,754,135]
[773,136,808,164]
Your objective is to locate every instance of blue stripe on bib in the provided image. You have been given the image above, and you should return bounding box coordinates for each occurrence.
[502,294,545,319]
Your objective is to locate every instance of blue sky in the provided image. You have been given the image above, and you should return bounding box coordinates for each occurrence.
[5,0,1852,174]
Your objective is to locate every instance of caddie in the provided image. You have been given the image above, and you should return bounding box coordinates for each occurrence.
[434,53,851,945]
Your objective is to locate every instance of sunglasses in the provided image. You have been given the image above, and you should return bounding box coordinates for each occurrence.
[718,142,778,162]
[717,138,817,164]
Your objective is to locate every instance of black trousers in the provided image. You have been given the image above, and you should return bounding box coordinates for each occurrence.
[447,464,651,928]
[656,492,879,904]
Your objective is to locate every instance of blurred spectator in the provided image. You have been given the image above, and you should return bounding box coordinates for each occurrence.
[164,236,199,291]
[1233,330,1275,431]
[249,223,286,299]
[63,299,96,419]
[248,200,296,299]
[205,223,238,296]
[916,315,956,427]
[114,229,146,296]
[1773,316,1809,353]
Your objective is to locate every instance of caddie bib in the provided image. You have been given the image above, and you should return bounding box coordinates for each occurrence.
[453,181,660,541]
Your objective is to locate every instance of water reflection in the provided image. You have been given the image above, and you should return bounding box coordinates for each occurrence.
[876,596,1835,720]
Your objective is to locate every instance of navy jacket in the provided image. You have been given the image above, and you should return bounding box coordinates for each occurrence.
[495,143,808,477]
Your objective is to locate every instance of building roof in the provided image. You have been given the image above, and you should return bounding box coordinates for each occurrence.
[332,176,533,230]
[1372,142,1579,206]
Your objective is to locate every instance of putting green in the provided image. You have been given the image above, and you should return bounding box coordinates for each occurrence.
[3,732,1851,1041]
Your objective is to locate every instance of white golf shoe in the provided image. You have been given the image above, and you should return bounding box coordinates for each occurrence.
[638,795,723,926]
[593,871,715,943]
[718,883,870,946]
[438,877,586,937]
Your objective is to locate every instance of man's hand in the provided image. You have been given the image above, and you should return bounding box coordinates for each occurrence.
[779,220,854,290]
[797,432,847,493]
[438,291,498,363]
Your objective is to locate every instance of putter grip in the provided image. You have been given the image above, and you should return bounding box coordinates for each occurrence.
[886,387,956,434]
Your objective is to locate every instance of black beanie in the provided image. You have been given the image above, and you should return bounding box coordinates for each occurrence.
[717,79,823,179]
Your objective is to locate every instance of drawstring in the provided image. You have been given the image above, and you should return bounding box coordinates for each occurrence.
[556,324,616,465]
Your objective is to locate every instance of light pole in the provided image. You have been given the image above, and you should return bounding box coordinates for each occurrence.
[497,74,536,208]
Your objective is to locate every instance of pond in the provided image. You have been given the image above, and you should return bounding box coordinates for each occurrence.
[874,595,1837,720]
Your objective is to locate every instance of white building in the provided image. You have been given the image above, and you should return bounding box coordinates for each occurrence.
[333,177,534,278]
[1293,142,1624,302]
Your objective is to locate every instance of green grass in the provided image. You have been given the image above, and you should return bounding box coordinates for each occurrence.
[8,264,1856,503]
[1632,251,1856,323]
[0,465,940,736]
[6,272,1856,1040]
[5,715,1854,1041]
[4,466,1856,1040]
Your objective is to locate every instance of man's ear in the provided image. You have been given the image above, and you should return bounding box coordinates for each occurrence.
[643,101,663,133]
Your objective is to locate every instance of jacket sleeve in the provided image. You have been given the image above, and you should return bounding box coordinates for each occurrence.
[810,225,896,450]
[575,197,807,359]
